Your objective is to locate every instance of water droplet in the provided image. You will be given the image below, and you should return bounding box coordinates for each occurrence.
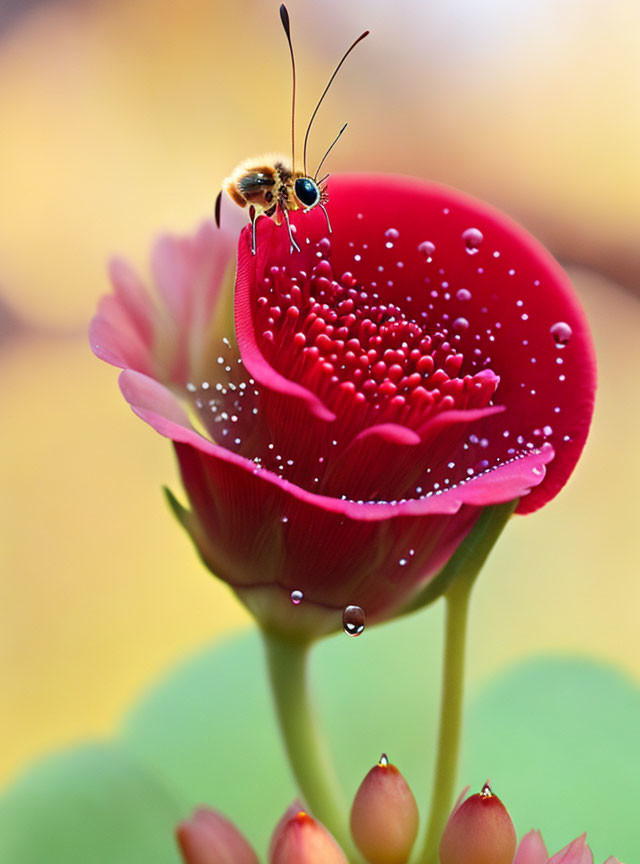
[462,227,483,255]
[384,228,400,241]
[290,589,303,605]
[378,753,389,766]
[453,317,469,331]
[456,288,472,302]
[342,604,365,637]
[550,321,572,347]
[418,240,436,259]
[317,237,331,257]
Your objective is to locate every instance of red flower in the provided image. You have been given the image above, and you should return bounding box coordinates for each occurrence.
[91,175,595,637]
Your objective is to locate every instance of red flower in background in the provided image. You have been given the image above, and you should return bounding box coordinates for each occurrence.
[91,175,595,637]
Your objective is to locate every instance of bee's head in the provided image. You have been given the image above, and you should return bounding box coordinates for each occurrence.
[294,176,321,210]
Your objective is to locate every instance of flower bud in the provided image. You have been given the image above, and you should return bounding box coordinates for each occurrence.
[269,808,349,864]
[350,754,420,864]
[176,807,259,864]
[439,784,517,864]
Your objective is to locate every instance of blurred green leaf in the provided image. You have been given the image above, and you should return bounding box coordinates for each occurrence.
[463,658,640,863]
[1,611,637,863]
[0,743,182,864]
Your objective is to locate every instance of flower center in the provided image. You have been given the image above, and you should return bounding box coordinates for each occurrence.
[255,250,499,439]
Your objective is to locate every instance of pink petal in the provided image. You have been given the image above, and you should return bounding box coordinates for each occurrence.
[514,830,549,864]
[548,834,594,864]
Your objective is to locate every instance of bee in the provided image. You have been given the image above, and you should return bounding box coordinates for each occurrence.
[214,5,368,254]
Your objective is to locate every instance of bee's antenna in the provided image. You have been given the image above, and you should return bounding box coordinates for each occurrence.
[279,5,297,172]
[214,190,222,228]
[314,122,348,179]
[303,29,369,176]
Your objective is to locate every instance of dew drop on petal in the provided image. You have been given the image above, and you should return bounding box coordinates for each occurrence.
[453,317,469,332]
[317,237,331,257]
[418,240,436,258]
[550,321,573,347]
[456,288,472,302]
[378,753,389,766]
[342,604,365,637]
[290,589,303,606]
[462,227,483,255]
[384,228,400,241]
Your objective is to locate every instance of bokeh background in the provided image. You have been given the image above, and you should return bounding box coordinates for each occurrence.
[1,0,639,857]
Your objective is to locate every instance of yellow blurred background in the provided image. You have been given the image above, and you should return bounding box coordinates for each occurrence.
[1,0,639,787]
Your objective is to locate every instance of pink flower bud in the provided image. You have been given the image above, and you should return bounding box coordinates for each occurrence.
[350,754,420,864]
[269,808,349,864]
[176,807,259,864]
[439,783,517,864]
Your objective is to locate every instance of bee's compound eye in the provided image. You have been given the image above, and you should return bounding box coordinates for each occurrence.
[294,177,320,208]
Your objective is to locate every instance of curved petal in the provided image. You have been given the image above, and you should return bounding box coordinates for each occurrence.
[514,830,549,864]
[235,175,595,514]
[235,229,336,422]
[548,835,594,864]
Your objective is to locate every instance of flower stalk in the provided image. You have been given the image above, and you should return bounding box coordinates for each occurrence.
[261,629,359,860]
[420,578,472,864]
[418,500,518,864]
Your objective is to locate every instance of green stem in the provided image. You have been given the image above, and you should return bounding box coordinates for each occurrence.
[419,579,472,864]
[416,500,518,864]
[261,628,357,859]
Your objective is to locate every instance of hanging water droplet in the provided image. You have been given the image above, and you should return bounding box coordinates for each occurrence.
[290,589,303,605]
[342,604,365,637]
[550,321,572,347]
[453,317,469,332]
[462,227,483,255]
[418,240,436,259]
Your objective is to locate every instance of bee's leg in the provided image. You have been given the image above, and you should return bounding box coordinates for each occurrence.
[319,203,332,234]
[248,205,258,255]
[282,207,301,253]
